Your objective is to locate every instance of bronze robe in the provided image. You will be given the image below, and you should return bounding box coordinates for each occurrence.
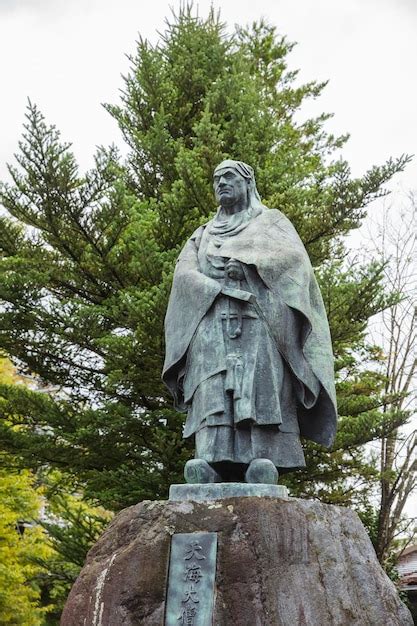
[163,207,337,470]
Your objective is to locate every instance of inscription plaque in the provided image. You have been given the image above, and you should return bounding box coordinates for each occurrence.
[165,532,217,626]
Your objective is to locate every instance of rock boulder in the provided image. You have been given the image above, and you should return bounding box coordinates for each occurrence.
[61,497,412,625]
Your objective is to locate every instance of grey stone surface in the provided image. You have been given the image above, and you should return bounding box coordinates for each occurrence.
[162,160,338,483]
[169,482,289,501]
[61,498,413,625]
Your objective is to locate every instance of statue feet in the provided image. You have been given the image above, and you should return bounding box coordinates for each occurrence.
[245,458,278,484]
[184,459,222,484]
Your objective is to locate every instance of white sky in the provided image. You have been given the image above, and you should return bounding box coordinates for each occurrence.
[0,1,416,516]
[0,0,416,190]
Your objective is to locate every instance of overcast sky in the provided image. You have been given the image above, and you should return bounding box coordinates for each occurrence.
[0,0,416,193]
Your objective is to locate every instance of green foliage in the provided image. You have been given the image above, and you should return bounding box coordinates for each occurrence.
[0,468,52,625]
[0,359,111,624]
[32,475,112,625]
[0,360,52,624]
[0,466,54,625]
[0,6,411,515]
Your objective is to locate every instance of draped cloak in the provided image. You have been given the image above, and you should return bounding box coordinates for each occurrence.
[162,207,337,462]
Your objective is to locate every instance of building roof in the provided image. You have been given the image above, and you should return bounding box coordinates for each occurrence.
[400,544,417,558]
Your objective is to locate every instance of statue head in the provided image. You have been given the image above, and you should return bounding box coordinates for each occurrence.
[213,159,265,216]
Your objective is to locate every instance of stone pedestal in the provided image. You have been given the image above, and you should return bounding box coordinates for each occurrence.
[61,497,412,625]
[169,481,289,501]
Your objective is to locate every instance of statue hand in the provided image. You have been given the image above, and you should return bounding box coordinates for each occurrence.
[225,258,244,281]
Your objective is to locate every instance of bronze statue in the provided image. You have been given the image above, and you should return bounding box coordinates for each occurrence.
[163,160,337,484]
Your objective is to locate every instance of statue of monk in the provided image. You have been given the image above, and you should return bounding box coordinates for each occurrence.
[163,159,337,484]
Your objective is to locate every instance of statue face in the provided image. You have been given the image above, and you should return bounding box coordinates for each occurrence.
[213,167,248,209]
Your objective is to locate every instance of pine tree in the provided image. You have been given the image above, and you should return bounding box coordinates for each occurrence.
[33,475,112,625]
[0,7,411,511]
